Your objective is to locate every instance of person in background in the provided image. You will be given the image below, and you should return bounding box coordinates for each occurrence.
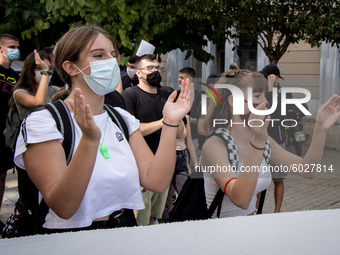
[40,47,66,88]
[259,64,291,213]
[14,26,190,233]
[201,70,340,218]
[196,73,222,156]
[8,49,60,216]
[122,54,172,225]
[104,42,126,109]
[0,34,20,230]
[122,54,139,90]
[160,84,198,221]
[178,67,197,171]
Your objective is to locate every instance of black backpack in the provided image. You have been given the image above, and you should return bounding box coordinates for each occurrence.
[166,129,238,222]
[167,128,271,222]
[2,100,129,238]
[166,171,224,222]
[3,108,24,151]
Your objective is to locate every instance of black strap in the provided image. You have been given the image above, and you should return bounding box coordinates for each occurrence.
[33,100,75,233]
[207,128,271,216]
[33,101,130,233]
[257,189,267,214]
[207,189,224,218]
[104,104,129,141]
[45,100,75,164]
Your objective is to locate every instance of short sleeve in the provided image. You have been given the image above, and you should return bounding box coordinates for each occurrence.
[14,109,64,169]
[113,107,140,135]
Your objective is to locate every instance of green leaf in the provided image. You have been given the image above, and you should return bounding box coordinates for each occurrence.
[46,0,53,12]
[5,8,12,17]
[76,0,86,6]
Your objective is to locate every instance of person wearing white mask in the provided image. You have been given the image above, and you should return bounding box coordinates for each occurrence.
[122,54,139,90]
[10,49,60,118]
[13,26,190,233]
[8,49,60,219]
[0,33,20,231]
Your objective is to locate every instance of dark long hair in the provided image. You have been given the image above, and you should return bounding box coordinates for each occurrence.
[8,51,49,110]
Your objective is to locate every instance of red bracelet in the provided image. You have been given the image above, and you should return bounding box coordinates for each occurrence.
[223,178,237,194]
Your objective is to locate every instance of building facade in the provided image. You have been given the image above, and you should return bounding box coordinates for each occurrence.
[164,40,340,150]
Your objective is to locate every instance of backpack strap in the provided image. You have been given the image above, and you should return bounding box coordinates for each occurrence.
[45,100,75,165]
[208,128,271,167]
[207,189,224,218]
[104,104,129,141]
[32,100,75,234]
[33,102,128,233]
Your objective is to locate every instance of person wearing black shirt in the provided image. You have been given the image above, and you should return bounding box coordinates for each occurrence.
[122,54,170,225]
[0,34,20,229]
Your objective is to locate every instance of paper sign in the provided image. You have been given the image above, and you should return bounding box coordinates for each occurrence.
[136,40,155,56]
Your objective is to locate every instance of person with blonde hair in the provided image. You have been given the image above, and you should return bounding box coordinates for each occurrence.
[14,26,190,233]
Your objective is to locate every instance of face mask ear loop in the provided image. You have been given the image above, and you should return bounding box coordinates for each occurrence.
[74,63,88,75]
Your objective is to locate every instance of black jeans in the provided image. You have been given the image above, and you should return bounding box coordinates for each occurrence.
[40,209,137,234]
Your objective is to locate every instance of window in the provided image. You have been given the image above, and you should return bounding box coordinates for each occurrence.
[238,34,257,71]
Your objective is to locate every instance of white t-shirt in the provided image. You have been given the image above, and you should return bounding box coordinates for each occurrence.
[14,107,145,229]
[204,129,272,218]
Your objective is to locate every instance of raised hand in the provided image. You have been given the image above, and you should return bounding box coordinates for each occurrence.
[34,49,48,71]
[67,88,101,141]
[316,95,340,131]
[162,78,191,125]
[267,74,278,91]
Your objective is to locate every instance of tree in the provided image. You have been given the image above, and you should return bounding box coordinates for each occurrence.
[0,0,80,58]
[17,0,340,64]
[30,0,155,62]
[153,0,340,64]
[213,0,340,64]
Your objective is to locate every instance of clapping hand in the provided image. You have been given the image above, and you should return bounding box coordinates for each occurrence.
[162,78,191,126]
[67,88,101,141]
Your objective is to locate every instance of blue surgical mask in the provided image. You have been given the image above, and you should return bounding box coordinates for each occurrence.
[126,67,136,79]
[75,58,120,96]
[2,47,20,61]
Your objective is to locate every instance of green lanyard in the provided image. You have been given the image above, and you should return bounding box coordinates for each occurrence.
[99,109,110,159]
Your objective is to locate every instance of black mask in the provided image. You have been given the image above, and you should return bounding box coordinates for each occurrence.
[146,71,162,87]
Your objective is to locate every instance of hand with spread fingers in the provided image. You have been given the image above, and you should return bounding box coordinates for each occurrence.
[316,95,340,131]
[34,49,48,71]
[67,88,101,141]
[162,78,191,126]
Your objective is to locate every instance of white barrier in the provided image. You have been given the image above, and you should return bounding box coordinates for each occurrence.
[1,209,339,254]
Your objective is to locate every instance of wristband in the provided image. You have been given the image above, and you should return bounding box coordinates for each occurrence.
[40,70,53,75]
[162,121,179,127]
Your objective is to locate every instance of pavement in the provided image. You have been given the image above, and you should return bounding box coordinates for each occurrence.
[1,145,340,224]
